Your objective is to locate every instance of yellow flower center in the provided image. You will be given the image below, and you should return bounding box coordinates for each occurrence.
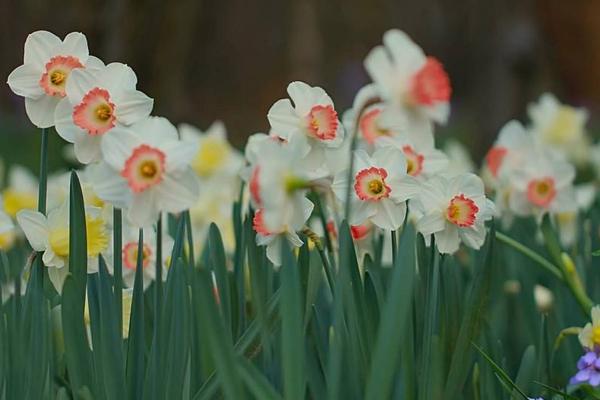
[3,189,37,217]
[50,70,66,86]
[140,161,158,178]
[545,106,580,145]
[593,326,600,345]
[0,231,15,251]
[192,137,230,177]
[368,179,384,195]
[49,216,108,258]
[95,104,112,121]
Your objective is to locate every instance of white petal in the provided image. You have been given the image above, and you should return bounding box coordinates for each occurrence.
[370,200,406,230]
[65,68,98,104]
[416,211,445,236]
[348,201,376,226]
[163,140,198,173]
[267,98,301,137]
[287,81,332,115]
[58,32,89,62]
[7,64,44,98]
[265,236,282,266]
[127,191,158,228]
[47,264,69,293]
[16,210,48,251]
[85,56,105,70]
[390,176,421,202]
[25,95,60,128]
[131,116,178,145]
[114,90,153,125]
[54,98,80,142]
[73,135,102,164]
[88,163,131,209]
[459,223,487,250]
[434,224,460,254]
[382,29,426,74]
[364,46,395,94]
[156,171,199,213]
[23,31,61,67]
[100,63,137,93]
[101,127,140,170]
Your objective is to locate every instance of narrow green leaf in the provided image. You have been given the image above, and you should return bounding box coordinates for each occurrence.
[236,355,282,400]
[126,229,145,399]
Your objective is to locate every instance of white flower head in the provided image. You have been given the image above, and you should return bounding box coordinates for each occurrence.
[508,149,576,219]
[579,305,600,350]
[54,63,153,163]
[16,199,109,292]
[7,31,103,128]
[364,29,451,128]
[332,147,420,230]
[528,93,590,164]
[414,173,495,254]
[105,223,174,290]
[92,116,200,227]
[267,81,345,169]
[179,120,244,181]
[2,165,38,218]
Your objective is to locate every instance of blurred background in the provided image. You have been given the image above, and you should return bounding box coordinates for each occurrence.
[1,0,599,171]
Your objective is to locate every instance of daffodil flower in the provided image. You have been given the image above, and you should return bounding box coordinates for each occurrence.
[7,31,103,128]
[54,63,153,163]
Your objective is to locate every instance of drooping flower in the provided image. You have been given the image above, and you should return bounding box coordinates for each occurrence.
[105,223,173,290]
[364,29,451,132]
[253,199,314,266]
[16,199,109,292]
[507,149,576,219]
[267,81,344,171]
[331,147,420,230]
[570,351,600,387]
[54,63,153,163]
[413,173,495,254]
[7,31,103,128]
[528,93,590,165]
[179,121,244,182]
[91,116,200,227]
[578,305,600,351]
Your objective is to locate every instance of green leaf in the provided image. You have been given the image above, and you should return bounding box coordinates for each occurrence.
[280,242,306,400]
[126,229,145,399]
[61,171,94,395]
[236,355,282,400]
[364,223,416,400]
[473,343,529,399]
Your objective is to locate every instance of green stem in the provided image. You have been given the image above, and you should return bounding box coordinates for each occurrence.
[391,230,398,267]
[495,232,563,280]
[37,128,48,215]
[113,208,123,334]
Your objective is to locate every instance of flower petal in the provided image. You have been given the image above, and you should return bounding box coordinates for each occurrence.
[25,95,60,128]
[23,31,61,67]
[114,90,153,125]
[7,64,44,98]
[16,210,48,251]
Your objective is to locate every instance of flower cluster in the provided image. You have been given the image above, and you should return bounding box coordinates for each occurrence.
[5,31,247,293]
[241,30,495,263]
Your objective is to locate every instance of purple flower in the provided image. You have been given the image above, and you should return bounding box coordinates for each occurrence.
[570,351,600,386]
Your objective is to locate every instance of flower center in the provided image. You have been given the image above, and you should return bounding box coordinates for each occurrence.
[354,167,391,201]
[359,108,390,144]
[409,57,451,106]
[307,104,338,141]
[0,231,15,251]
[402,145,424,177]
[2,189,37,217]
[48,215,108,258]
[39,55,84,97]
[123,242,153,270]
[72,87,117,136]
[526,177,556,208]
[192,137,230,177]
[121,145,166,193]
[446,194,478,227]
[486,146,508,177]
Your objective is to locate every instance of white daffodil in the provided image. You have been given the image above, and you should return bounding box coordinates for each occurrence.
[528,93,590,165]
[375,131,448,181]
[580,306,600,350]
[54,63,153,163]
[7,31,103,128]
[331,147,420,230]
[556,183,596,247]
[0,198,15,251]
[364,29,451,132]
[443,139,476,175]
[508,149,576,219]
[414,173,495,254]
[91,116,200,227]
[105,224,173,290]
[253,199,314,266]
[179,121,244,182]
[246,135,320,233]
[267,81,344,170]
[16,200,109,292]
[2,165,38,219]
